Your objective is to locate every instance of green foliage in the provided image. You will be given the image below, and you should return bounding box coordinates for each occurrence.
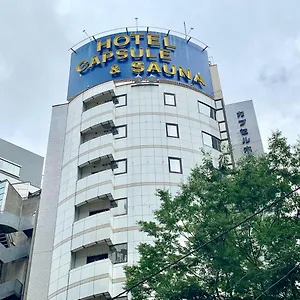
[125,131,300,300]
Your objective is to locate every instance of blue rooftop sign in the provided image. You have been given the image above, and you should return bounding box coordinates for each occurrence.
[67,31,213,100]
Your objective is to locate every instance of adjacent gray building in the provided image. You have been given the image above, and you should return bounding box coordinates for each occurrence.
[0,139,44,299]
[0,138,44,188]
[225,100,264,164]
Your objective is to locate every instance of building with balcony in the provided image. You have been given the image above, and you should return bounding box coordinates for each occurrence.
[25,27,263,300]
[0,139,43,299]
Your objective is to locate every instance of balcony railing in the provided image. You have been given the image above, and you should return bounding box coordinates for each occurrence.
[0,279,22,299]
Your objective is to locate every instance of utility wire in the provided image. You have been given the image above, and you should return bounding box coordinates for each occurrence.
[112,185,300,299]
[254,263,299,300]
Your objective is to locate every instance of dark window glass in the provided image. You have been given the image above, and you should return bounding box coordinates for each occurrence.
[212,136,221,151]
[86,253,108,264]
[109,243,127,264]
[89,208,110,216]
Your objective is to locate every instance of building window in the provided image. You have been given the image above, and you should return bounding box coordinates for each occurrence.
[0,157,21,178]
[113,159,127,175]
[198,101,216,120]
[89,208,110,216]
[86,253,108,264]
[219,122,226,132]
[168,157,183,174]
[115,94,127,107]
[202,132,221,151]
[114,125,127,139]
[109,243,127,264]
[166,123,179,138]
[111,198,128,216]
[164,93,176,106]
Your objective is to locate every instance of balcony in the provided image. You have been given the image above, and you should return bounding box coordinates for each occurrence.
[81,101,116,133]
[0,280,22,299]
[0,212,20,234]
[78,154,116,180]
[83,89,116,112]
[75,193,115,220]
[81,120,117,144]
[0,242,29,263]
[75,173,114,206]
[0,212,33,235]
[78,134,115,166]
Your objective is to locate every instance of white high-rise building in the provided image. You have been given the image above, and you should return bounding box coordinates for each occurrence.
[25,27,262,300]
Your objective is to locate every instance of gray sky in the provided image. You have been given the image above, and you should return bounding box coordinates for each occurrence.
[0,0,299,156]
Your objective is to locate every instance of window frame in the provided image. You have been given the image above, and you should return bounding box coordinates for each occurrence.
[198,101,216,120]
[109,243,128,265]
[114,125,127,140]
[113,159,128,175]
[168,157,183,174]
[164,93,176,107]
[166,123,179,138]
[0,157,21,178]
[111,197,128,217]
[202,131,221,151]
[115,94,127,108]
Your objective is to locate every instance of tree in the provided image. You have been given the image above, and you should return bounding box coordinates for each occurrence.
[125,132,300,300]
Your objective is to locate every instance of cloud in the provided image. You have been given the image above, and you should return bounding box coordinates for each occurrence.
[0,0,300,156]
[259,66,290,84]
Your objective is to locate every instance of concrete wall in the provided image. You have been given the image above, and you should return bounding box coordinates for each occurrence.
[3,183,22,217]
[0,192,40,293]
[0,138,44,188]
[209,64,223,100]
[21,196,40,217]
[1,259,27,284]
[24,104,68,300]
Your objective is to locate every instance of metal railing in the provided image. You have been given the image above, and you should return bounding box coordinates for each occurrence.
[69,26,209,51]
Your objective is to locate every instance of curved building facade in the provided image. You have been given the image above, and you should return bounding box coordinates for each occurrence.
[25,28,232,300]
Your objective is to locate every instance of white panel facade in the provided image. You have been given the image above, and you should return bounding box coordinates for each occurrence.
[25,104,68,300]
[45,81,222,300]
[225,100,264,163]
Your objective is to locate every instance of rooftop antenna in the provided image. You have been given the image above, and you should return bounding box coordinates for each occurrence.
[188,27,194,35]
[183,21,194,39]
[83,29,92,41]
[135,17,139,32]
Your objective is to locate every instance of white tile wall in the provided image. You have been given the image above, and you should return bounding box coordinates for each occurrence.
[46,81,222,299]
